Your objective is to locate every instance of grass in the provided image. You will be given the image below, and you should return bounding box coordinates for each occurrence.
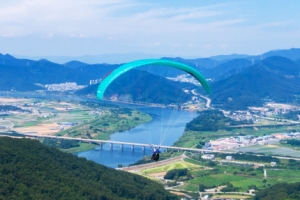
[175,124,300,149]
[188,174,246,187]
[142,160,200,175]
[235,144,300,158]
[176,160,300,193]
[2,97,152,153]
[56,109,152,141]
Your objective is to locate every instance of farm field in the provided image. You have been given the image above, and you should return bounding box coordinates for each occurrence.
[175,125,300,149]
[131,152,300,199]
[180,158,300,193]
[0,97,152,151]
[234,144,300,158]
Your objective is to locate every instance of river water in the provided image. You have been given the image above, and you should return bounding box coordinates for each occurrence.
[76,107,197,168]
[0,92,198,168]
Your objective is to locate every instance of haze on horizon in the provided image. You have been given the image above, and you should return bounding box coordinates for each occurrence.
[0,0,300,63]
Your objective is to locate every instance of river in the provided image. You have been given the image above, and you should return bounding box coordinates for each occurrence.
[0,92,198,168]
[76,107,197,168]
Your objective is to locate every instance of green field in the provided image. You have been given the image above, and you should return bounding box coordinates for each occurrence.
[234,144,300,158]
[177,158,300,193]
[1,97,152,152]
[56,109,152,140]
[175,125,300,149]
[142,160,201,175]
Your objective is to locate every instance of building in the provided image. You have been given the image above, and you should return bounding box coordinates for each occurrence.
[272,134,289,139]
[225,156,234,161]
[201,154,215,160]
[57,122,78,126]
[270,162,277,167]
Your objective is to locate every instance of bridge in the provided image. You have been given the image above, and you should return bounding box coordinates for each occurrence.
[20,133,233,154]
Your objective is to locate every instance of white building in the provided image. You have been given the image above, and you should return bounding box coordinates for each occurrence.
[226,156,234,161]
[201,154,215,160]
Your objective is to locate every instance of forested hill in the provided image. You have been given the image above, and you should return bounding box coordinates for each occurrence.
[0,137,177,200]
[210,56,300,110]
[0,54,118,91]
[76,70,194,104]
[255,182,300,200]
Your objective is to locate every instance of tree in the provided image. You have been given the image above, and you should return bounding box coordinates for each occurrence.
[199,184,206,192]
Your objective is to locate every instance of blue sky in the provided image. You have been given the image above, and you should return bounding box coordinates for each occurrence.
[0,0,300,59]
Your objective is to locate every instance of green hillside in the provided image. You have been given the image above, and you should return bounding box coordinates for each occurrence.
[0,54,117,91]
[77,70,193,105]
[0,137,177,200]
[210,56,300,110]
[255,182,300,200]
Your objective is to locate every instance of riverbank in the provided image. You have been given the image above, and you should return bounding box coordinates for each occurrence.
[59,109,152,153]
[0,95,152,153]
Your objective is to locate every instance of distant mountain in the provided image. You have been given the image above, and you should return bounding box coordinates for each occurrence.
[0,54,118,91]
[202,58,252,81]
[0,53,36,67]
[207,48,300,62]
[161,57,218,69]
[0,137,176,199]
[137,57,218,78]
[3,49,300,108]
[262,48,300,60]
[0,63,42,91]
[15,52,167,64]
[70,63,119,80]
[63,60,88,68]
[187,58,219,69]
[209,54,250,61]
[76,70,194,105]
[210,56,300,110]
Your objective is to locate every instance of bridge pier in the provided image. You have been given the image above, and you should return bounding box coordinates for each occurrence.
[131,145,134,151]
[99,142,102,149]
[120,144,123,150]
[110,143,113,150]
[142,146,145,152]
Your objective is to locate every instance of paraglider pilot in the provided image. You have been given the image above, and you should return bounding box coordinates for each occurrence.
[150,146,161,161]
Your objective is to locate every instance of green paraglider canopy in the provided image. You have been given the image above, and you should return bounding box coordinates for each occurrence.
[97,59,211,100]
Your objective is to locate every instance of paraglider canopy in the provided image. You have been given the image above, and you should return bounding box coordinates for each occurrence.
[97,59,211,100]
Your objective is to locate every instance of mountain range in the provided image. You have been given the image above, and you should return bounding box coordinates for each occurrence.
[210,56,300,109]
[1,48,300,109]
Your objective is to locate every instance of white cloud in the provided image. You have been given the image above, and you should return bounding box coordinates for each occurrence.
[0,0,300,57]
[0,0,244,37]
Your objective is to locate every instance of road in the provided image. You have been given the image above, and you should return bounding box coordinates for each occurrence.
[199,191,255,197]
[254,115,300,124]
[191,89,211,108]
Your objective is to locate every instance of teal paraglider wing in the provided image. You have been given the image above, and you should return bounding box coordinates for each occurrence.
[97,59,211,100]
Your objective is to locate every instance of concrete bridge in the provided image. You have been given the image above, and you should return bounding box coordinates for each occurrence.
[21,133,233,154]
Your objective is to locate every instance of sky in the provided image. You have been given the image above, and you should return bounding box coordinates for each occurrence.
[0,0,300,61]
